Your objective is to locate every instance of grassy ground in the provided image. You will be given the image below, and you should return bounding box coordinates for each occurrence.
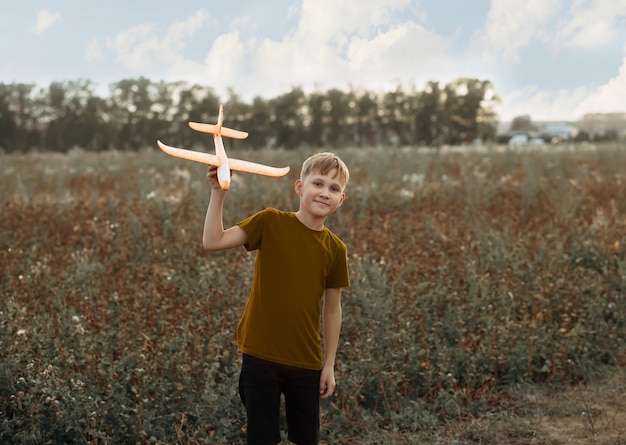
[371,370,626,445]
[1,143,625,444]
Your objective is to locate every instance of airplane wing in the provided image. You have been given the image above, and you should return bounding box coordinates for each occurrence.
[156,140,221,166]
[188,122,249,139]
[157,140,290,177]
[228,157,290,177]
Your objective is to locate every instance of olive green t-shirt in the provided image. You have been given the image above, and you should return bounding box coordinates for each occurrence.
[236,208,350,370]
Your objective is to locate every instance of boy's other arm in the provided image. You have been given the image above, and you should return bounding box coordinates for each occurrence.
[202,167,248,251]
[320,287,343,399]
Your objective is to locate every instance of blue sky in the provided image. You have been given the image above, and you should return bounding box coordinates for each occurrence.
[2,0,625,121]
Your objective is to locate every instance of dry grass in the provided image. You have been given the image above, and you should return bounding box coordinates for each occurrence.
[1,143,625,444]
[397,370,626,445]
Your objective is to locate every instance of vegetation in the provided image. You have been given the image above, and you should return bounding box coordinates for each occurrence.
[0,78,498,153]
[1,142,625,444]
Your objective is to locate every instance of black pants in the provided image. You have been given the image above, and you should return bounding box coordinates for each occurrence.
[239,354,322,445]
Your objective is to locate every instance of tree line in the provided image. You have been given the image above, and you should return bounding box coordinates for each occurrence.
[0,77,500,153]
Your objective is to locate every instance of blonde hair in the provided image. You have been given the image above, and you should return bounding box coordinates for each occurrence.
[300,152,350,188]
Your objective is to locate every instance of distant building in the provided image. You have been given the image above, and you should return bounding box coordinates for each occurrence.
[497,113,626,143]
[497,120,577,144]
[578,113,626,140]
[539,123,578,141]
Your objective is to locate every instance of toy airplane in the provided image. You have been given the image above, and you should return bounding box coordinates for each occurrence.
[156,105,290,190]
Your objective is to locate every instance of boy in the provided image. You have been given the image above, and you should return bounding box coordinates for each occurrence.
[202,152,350,445]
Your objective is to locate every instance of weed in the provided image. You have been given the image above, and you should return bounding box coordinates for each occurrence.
[1,143,625,443]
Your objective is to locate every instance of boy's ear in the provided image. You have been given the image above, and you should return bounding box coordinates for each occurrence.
[294,179,302,195]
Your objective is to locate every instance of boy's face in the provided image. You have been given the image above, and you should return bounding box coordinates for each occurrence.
[295,168,346,219]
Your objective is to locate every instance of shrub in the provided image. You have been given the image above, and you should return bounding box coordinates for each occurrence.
[1,143,624,443]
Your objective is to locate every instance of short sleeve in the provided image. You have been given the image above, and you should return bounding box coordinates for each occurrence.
[237,209,269,251]
[326,240,350,289]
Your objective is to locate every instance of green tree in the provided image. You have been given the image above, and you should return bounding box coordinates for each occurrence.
[441,78,499,144]
[42,80,109,151]
[325,88,355,148]
[246,96,272,148]
[0,77,503,152]
[413,81,444,146]
[0,83,18,152]
[1,83,39,152]
[175,83,221,149]
[380,87,408,146]
[510,114,537,133]
[354,90,380,147]
[306,91,327,147]
[109,77,167,150]
[269,87,306,149]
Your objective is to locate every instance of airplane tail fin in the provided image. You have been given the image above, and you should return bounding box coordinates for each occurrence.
[188,122,249,139]
[189,104,248,139]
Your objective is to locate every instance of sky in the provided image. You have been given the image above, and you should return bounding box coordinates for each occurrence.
[1,0,626,122]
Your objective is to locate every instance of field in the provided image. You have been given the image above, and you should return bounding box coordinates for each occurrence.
[1,143,625,444]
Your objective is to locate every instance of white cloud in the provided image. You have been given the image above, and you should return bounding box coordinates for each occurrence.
[199,0,453,99]
[346,23,454,87]
[498,84,591,121]
[204,31,247,85]
[106,10,209,72]
[574,45,626,115]
[498,44,626,121]
[475,0,626,57]
[554,0,626,49]
[107,24,160,71]
[473,0,563,62]
[33,10,61,35]
[86,39,104,63]
[295,0,411,42]
[250,35,345,94]
[165,59,210,86]
[474,0,626,120]
[163,10,209,55]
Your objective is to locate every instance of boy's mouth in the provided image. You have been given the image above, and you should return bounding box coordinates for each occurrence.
[314,200,330,207]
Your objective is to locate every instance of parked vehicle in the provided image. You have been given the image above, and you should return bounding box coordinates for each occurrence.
[508,134,529,146]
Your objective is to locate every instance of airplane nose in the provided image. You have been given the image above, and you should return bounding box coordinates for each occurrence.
[218,161,231,190]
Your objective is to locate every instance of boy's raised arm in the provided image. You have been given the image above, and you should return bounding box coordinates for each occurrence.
[203,166,248,251]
